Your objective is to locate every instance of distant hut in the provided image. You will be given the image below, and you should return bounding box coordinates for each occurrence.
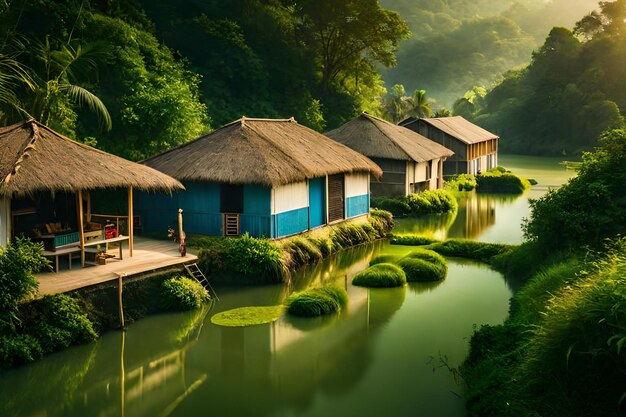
[138,117,382,239]
[325,113,454,197]
[0,120,183,265]
[401,116,499,175]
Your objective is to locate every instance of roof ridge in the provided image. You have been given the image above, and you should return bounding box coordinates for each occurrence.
[2,120,39,189]
[363,114,416,161]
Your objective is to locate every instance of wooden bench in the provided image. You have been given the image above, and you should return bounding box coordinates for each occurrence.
[83,235,130,261]
[43,246,81,273]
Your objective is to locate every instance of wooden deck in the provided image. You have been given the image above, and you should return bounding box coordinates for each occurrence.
[36,237,197,295]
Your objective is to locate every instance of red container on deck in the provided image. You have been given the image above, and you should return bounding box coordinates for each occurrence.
[105,227,118,239]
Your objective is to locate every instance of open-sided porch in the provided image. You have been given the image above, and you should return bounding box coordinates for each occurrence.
[36,236,197,295]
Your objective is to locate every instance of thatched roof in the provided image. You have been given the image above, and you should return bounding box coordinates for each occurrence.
[325,113,454,162]
[0,120,184,198]
[141,117,382,187]
[402,116,499,145]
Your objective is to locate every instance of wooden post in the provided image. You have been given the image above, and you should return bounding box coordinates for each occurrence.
[118,273,125,329]
[77,190,85,267]
[86,192,91,223]
[127,187,133,257]
[178,209,183,242]
[120,329,126,417]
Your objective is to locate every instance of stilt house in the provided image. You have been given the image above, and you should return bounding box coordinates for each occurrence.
[138,117,382,239]
[401,116,499,175]
[0,120,183,266]
[325,113,453,197]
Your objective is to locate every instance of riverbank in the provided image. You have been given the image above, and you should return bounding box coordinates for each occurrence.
[190,209,394,284]
[463,131,626,417]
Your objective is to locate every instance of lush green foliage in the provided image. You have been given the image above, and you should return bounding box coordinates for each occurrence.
[29,294,98,352]
[381,0,597,106]
[476,168,531,194]
[427,239,514,263]
[397,257,446,282]
[0,237,49,331]
[445,174,477,192]
[161,276,210,311]
[0,334,43,368]
[372,189,457,217]
[524,129,626,251]
[460,3,626,155]
[1,294,97,368]
[211,306,284,327]
[466,238,626,417]
[389,234,438,246]
[282,211,394,272]
[352,263,407,288]
[195,233,284,281]
[285,285,348,317]
[369,209,395,236]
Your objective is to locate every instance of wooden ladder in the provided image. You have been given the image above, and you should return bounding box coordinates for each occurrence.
[185,263,219,301]
[224,213,240,236]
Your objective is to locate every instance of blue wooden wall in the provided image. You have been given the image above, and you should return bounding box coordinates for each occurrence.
[136,182,272,238]
[346,194,369,218]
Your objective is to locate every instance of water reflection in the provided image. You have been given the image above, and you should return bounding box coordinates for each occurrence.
[395,191,516,240]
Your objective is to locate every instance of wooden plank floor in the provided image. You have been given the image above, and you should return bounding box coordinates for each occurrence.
[36,237,198,295]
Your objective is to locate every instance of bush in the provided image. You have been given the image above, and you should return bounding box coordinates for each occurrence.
[369,254,400,266]
[29,294,98,353]
[0,334,43,368]
[524,129,626,252]
[196,233,283,281]
[161,276,210,311]
[285,285,348,317]
[476,169,531,194]
[0,237,50,331]
[224,233,283,276]
[405,189,458,215]
[352,263,407,288]
[445,173,477,191]
[389,234,438,246]
[371,197,411,216]
[397,257,446,282]
[427,239,514,263]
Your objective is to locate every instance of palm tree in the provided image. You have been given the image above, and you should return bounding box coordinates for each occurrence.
[0,39,36,123]
[405,89,433,118]
[384,84,407,123]
[27,37,111,131]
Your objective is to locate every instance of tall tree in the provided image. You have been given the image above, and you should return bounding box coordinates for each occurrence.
[294,0,410,91]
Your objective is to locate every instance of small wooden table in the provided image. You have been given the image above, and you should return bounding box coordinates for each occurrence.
[43,246,81,273]
[83,235,130,261]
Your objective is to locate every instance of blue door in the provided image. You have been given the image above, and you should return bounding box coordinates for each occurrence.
[308,177,326,228]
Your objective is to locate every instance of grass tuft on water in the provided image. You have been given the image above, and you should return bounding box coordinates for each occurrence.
[352,263,406,288]
[285,285,348,317]
[211,306,284,327]
[397,257,446,282]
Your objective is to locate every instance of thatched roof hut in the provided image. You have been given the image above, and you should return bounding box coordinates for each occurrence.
[141,117,382,187]
[0,119,184,198]
[325,113,454,162]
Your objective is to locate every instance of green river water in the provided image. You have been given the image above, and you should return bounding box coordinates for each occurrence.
[0,156,575,417]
